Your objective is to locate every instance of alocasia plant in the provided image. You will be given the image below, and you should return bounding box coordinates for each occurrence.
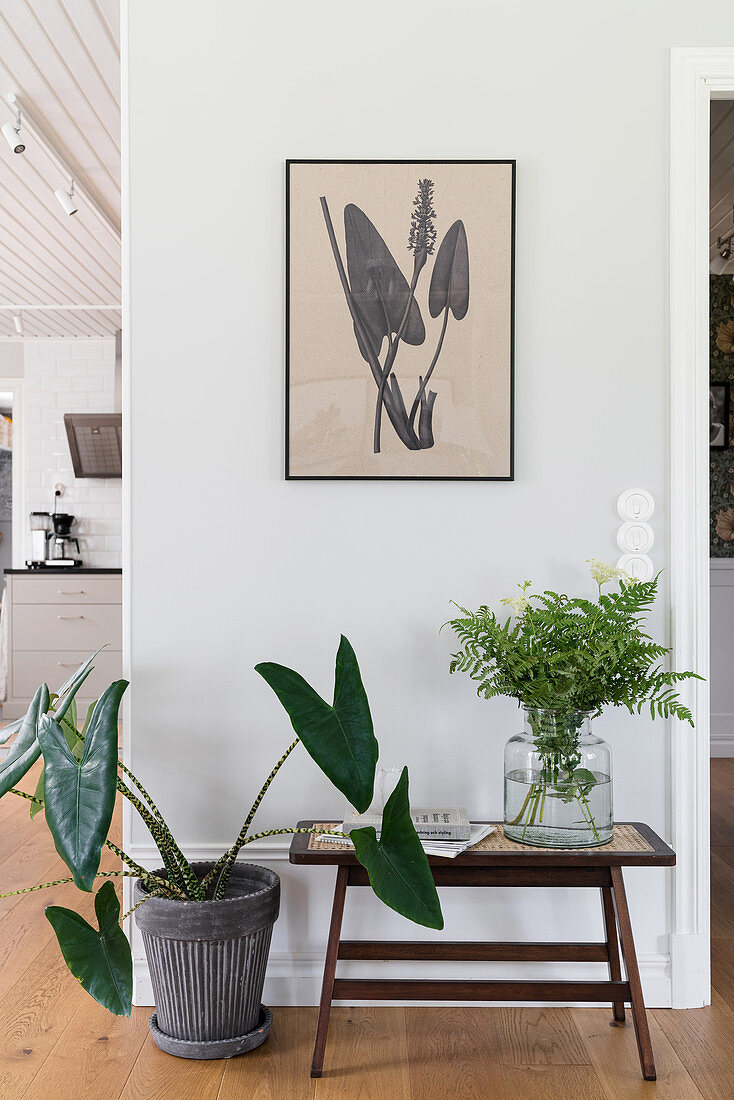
[0,637,443,1016]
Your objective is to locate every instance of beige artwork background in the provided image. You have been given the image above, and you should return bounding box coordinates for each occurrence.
[287,162,513,478]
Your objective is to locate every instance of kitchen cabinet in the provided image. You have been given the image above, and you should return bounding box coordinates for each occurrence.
[2,569,122,719]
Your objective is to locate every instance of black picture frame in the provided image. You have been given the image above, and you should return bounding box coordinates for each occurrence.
[285,159,516,481]
[711,382,730,449]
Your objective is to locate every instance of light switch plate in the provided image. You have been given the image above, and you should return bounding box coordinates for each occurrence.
[617,520,655,554]
[616,488,654,522]
[617,553,655,581]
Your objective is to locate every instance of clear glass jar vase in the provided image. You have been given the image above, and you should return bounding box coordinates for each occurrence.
[503,707,613,847]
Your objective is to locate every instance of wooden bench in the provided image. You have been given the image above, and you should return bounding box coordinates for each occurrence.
[289,820,675,1080]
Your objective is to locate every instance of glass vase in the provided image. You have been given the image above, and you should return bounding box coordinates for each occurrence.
[503,707,613,847]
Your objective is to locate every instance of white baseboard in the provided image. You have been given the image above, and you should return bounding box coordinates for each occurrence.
[670,931,711,1008]
[133,951,672,1009]
[710,714,734,757]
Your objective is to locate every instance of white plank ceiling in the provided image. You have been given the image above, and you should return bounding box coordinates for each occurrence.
[0,0,120,339]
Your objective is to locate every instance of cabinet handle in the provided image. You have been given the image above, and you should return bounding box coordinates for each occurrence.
[57,661,78,667]
[57,590,85,596]
[57,615,85,621]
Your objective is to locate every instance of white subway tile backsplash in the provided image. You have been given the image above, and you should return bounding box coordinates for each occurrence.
[24,340,121,568]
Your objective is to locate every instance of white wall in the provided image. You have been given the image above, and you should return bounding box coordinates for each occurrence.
[125,0,734,1007]
[25,341,121,567]
[0,344,23,377]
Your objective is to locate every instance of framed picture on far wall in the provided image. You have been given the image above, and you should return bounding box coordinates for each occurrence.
[285,159,515,480]
[711,382,730,449]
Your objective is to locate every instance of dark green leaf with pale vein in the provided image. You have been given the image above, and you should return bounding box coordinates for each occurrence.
[255,635,378,813]
[0,683,50,798]
[351,766,444,930]
[46,881,132,1016]
[38,680,127,891]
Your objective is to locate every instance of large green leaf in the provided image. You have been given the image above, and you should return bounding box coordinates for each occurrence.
[54,650,101,721]
[428,219,469,320]
[351,766,443,930]
[255,636,378,813]
[46,881,132,1016]
[31,705,88,820]
[0,683,50,798]
[38,680,127,891]
[0,715,23,745]
[345,203,425,359]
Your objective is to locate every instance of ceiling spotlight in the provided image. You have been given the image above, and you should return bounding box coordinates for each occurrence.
[12,312,24,336]
[1,109,24,154]
[54,178,78,217]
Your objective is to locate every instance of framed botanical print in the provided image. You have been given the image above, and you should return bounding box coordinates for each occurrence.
[286,160,515,480]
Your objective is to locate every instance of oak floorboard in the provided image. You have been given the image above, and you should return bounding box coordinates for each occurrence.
[313,1007,412,1099]
[652,992,734,1100]
[0,937,88,1099]
[711,806,734,847]
[711,937,734,1012]
[119,1034,226,1100]
[20,1001,150,1100]
[492,1005,589,1064]
[571,1008,704,1098]
[711,852,734,938]
[500,1064,606,1100]
[218,1007,317,1100]
[405,1006,507,1100]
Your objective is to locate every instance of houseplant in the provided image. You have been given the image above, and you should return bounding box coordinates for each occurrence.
[447,562,699,847]
[0,637,442,1058]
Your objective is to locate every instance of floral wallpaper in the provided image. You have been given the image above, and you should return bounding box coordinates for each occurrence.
[711,274,734,555]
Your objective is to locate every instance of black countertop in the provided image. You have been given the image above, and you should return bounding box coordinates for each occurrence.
[5,568,122,575]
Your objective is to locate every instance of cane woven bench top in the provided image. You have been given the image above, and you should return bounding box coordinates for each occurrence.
[289,821,675,868]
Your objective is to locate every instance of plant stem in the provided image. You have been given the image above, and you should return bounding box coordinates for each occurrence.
[207,738,300,900]
[373,252,425,453]
[408,305,449,429]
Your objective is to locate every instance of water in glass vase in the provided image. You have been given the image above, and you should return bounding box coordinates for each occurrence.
[504,767,612,847]
[503,708,613,847]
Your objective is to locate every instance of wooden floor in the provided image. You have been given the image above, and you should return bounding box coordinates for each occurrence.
[0,761,733,1098]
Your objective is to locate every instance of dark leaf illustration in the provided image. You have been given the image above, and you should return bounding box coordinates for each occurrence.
[46,881,133,1016]
[418,387,437,448]
[255,635,379,813]
[429,219,469,320]
[344,204,425,360]
[351,767,443,930]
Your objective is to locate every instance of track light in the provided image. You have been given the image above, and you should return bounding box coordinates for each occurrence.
[13,312,24,336]
[54,178,78,217]
[1,109,24,154]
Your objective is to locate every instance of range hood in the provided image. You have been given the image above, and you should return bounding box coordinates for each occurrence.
[63,329,122,478]
[64,413,122,477]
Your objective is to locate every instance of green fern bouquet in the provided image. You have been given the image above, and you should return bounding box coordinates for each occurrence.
[447,561,698,723]
[447,562,700,846]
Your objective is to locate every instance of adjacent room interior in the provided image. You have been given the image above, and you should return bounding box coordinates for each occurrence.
[2,4,734,1099]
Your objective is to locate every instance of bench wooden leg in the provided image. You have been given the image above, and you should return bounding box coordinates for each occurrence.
[610,866,656,1080]
[311,865,348,1078]
[600,885,625,1022]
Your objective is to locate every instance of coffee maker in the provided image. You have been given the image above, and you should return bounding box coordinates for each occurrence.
[47,512,82,566]
[27,491,82,568]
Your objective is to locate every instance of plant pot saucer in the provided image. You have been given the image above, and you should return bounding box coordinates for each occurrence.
[148,1004,273,1060]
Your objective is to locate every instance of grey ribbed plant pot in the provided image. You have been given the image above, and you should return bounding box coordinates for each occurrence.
[134,862,280,1059]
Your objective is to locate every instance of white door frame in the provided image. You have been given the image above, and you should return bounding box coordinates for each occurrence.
[669,48,734,1007]
[0,377,25,568]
